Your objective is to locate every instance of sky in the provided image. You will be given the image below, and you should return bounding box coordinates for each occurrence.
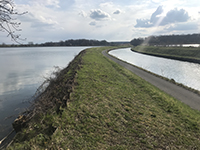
[1,0,200,44]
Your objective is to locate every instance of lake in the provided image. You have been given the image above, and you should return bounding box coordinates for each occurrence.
[0,46,89,143]
[109,48,200,91]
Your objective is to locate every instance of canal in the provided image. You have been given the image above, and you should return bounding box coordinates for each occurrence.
[109,48,200,91]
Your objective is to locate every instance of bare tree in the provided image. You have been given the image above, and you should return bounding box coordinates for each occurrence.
[0,0,26,43]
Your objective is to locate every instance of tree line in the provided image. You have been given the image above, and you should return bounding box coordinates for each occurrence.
[0,39,130,47]
[131,34,200,46]
[40,39,110,46]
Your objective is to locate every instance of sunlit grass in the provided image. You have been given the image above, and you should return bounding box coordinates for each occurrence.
[134,45,200,61]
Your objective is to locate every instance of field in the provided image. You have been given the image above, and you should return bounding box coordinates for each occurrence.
[7,47,200,149]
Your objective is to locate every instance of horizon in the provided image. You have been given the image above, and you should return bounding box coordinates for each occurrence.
[1,33,200,46]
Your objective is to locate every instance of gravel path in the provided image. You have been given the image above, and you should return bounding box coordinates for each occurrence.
[102,50,200,111]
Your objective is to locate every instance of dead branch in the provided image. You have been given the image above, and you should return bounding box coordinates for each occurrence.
[0,0,27,43]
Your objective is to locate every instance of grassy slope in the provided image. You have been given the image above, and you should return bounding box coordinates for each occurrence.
[8,47,200,149]
[134,46,200,61]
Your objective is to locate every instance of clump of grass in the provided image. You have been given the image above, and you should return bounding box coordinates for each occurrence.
[8,47,200,149]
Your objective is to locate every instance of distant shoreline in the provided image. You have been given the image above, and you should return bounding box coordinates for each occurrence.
[131,47,200,64]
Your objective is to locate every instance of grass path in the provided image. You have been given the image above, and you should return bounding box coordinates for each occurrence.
[8,47,200,149]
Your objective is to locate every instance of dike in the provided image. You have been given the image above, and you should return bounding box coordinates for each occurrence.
[5,49,87,149]
[28,49,86,116]
[131,48,200,64]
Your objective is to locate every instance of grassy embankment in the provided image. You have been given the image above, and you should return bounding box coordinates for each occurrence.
[7,47,200,149]
[132,45,200,95]
[132,45,200,64]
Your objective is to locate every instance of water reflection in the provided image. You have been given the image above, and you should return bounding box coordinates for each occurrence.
[109,48,200,91]
[0,46,88,141]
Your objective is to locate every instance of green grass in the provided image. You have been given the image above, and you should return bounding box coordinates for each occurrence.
[8,47,200,149]
[134,45,200,61]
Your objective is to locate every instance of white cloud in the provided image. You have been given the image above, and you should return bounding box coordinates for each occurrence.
[79,10,87,17]
[113,10,121,15]
[89,21,96,26]
[46,0,60,7]
[162,8,190,24]
[31,0,60,8]
[135,6,191,28]
[17,4,59,31]
[90,9,111,21]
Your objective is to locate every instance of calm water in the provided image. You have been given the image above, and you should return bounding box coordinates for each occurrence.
[109,48,200,91]
[0,46,89,141]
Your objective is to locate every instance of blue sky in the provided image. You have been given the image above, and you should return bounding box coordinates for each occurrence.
[1,0,200,44]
